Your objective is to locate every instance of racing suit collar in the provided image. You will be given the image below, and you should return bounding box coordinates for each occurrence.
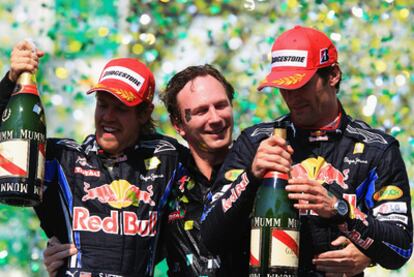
[289,102,349,143]
[184,153,222,185]
[81,134,137,161]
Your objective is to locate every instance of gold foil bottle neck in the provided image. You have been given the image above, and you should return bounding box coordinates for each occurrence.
[273,128,287,139]
[16,72,36,86]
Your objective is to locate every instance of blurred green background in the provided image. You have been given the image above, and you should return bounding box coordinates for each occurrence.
[0,0,413,276]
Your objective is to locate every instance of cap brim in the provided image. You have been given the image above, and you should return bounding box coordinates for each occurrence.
[86,86,143,107]
[257,68,317,91]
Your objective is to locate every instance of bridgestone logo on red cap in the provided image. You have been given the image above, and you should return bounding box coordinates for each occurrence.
[100,66,145,93]
[271,50,308,67]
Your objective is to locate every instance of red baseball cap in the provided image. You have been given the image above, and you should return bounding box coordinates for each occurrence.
[87,58,155,106]
[258,26,338,91]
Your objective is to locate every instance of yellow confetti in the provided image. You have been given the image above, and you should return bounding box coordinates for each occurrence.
[68,40,82,52]
[350,39,361,52]
[371,37,381,49]
[287,0,298,8]
[399,8,409,19]
[180,195,189,204]
[98,27,109,37]
[55,67,68,79]
[324,18,334,26]
[132,43,144,55]
[374,60,387,73]
[184,220,194,231]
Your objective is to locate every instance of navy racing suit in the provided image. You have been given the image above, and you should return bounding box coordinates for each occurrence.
[201,109,413,276]
[0,74,184,277]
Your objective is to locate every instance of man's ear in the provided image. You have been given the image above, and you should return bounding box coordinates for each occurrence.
[329,64,342,88]
[172,118,186,137]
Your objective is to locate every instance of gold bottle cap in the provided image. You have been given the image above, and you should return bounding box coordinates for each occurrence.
[273,128,287,139]
[16,72,36,85]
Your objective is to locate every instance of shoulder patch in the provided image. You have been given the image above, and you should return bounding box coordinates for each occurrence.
[346,125,388,144]
[248,116,290,138]
[251,127,273,137]
[139,139,177,153]
[56,139,83,152]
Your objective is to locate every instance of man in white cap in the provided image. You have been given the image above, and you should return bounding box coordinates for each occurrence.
[201,26,412,276]
[0,40,185,277]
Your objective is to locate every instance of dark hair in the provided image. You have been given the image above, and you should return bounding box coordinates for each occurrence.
[316,64,342,90]
[136,101,156,135]
[161,64,234,124]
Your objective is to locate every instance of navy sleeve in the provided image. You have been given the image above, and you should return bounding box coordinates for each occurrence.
[201,130,262,254]
[0,72,15,115]
[339,143,413,269]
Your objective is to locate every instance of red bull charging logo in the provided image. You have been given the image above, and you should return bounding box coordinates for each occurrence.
[82,180,155,209]
[290,156,349,190]
[74,180,158,237]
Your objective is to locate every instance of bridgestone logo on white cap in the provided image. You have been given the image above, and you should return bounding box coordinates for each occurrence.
[271,50,308,67]
[100,66,145,92]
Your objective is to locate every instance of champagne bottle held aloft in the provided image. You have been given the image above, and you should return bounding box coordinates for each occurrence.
[249,123,299,277]
[0,44,46,206]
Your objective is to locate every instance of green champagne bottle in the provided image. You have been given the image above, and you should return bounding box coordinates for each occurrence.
[249,125,299,277]
[0,70,46,206]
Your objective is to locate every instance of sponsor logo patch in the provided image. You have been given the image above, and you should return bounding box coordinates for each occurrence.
[271,50,308,67]
[343,194,368,224]
[168,210,185,223]
[291,156,349,189]
[320,48,329,64]
[376,214,408,224]
[373,202,407,216]
[343,157,368,165]
[224,169,244,181]
[139,173,164,182]
[73,207,157,237]
[353,142,365,154]
[144,156,161,170]
[338,223,374,250]
[373,186,403,201]
[74,167,101,177]
[82,180,155,208]
[222,173,249,212]
[100,65,144,94]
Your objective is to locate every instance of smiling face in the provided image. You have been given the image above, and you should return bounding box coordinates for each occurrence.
[94,91,149,155]
[279,67,341,128]
[174,75,233,156]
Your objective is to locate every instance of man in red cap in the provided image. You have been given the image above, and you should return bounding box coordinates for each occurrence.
[201,26,412,276]
[0,40,185,277]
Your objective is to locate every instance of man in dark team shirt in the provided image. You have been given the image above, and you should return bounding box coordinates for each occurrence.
[161,64,234,276]
[201,26,412,276]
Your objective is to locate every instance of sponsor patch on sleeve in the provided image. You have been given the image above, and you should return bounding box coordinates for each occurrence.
[224,169,244,181]
[376,213,408,225]
[373,202,407,216]
[373,186,403,201]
